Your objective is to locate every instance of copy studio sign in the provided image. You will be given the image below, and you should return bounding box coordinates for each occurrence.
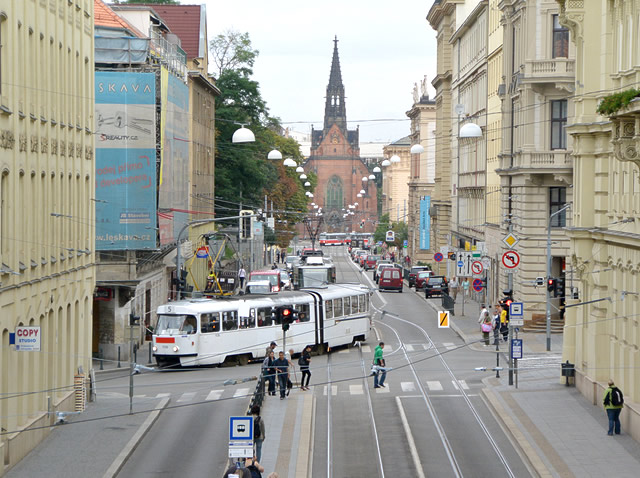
[11,327,41,351]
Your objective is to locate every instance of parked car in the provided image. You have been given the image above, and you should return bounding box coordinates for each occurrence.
[424,276,448,298]
[414,270,433,290]
[364,255,381,271]
[373,260,393,282]
[285,255,300,271]
[408,266,431,288]
[378,267,403,293]
[278,268,292,289]
[350,248,362,261]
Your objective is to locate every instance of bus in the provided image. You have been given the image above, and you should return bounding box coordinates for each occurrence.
[152,283,371,367]
[350,232,373,250]
[319,232,347,246]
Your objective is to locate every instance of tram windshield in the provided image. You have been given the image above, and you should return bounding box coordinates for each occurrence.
[156,314,197,335]
[299,268,330,288]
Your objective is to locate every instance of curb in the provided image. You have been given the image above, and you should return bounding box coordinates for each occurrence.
[102,397,170,478]
[480,386,550,478]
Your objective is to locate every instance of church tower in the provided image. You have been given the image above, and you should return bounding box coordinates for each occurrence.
[304,38,376,232]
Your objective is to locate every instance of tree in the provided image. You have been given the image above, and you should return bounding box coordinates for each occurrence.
[210,30,259,79]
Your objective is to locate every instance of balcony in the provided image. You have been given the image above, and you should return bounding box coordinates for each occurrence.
[499,150,573,173]
[522,59,575,84]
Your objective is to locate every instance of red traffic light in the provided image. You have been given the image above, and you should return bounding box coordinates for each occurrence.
[282,308,291,317]
[505,299,513,307]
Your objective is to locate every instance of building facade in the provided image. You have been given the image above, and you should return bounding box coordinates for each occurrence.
[0,0,95,467]
[381,137,411,224]
[304,38,377,233]
[498,0,575,325]
[406,82,437,265]
[557,0,640,439]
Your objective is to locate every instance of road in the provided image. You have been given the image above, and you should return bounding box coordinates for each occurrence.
[107,246,531,477]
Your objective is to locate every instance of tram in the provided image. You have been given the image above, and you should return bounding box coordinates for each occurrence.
[152,284,372,367]
[319,232,347,246]
[291,258,337,289]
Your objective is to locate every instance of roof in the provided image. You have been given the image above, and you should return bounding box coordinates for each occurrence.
[391,135,411,146]
[141,4,205,59]
[94,0,144,37]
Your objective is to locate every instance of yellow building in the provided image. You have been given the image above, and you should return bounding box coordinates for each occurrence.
[557,0,640,440]
[0,0,95,467]
[382,136,411,223]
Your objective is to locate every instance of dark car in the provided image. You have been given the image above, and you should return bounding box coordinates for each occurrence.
[364,255,380,270]
[414,270,433,290]
[424,276,448,298]
[408,266,431,288]
[378,267,403,293]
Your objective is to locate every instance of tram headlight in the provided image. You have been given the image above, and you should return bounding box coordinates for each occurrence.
[173,346,180,353]
[152,345,158,352]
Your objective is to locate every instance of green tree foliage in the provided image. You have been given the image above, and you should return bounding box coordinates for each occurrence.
[211,30,259,79]
[373,213,408,248]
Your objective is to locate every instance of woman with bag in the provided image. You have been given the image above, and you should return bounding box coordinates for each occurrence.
[299,345,312,391]
[481,316,493,346]
[262,350,277,396]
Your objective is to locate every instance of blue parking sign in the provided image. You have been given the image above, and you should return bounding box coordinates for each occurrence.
[511,339,523,359]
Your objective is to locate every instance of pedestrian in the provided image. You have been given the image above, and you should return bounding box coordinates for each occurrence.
[250,405,265,462]
[245,457,264,478]
[372,341,387,389]
[500,304,509,341]
[477,304,489,324]
[481,315,493,346]
[265,341,277,358]
[262,351,276,396]
[299,345,312,390]
[449,277,459,301]
[462,277,470,297]
[492,306,501,345]
[274,351,289,399]
[223,465,249,478]
[603,380,624,435]
[238,266,246,289]
[285,348,296,396]
[281,250,286,263]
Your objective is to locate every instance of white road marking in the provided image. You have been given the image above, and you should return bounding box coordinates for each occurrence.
[427,381,443,391]
[375,385,389,393]
[349,384,364,395]
[451,380,469,390]
[323,385,338,396]
[396,396,426,478]
[361,345,371,353]
[443,342,456,350]
[155,393,170,398]
[206,390,223,401]
[177,392,196,403]
[405,344,415,352]
[233,387,249,398]
[401,382,416,392]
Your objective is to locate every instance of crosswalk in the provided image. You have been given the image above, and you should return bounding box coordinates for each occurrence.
[323,379,473,396]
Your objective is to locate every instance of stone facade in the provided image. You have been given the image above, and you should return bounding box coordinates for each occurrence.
[382,137,411,223]
[0,0,95,467]
[556,0,640,439]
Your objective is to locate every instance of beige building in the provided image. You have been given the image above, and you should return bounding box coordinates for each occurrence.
[0,0,95,468]
[381,137,410,223]
[406,82,437,264]
[427,1,456,272]
[498,0,575,325]
[557,0,640,439]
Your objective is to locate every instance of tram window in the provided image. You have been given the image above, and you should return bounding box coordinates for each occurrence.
[343,297,351,315]
[201,313,220,333]
[325,300,333,319]
[333,298,343,317]
[239,309,256,329]
[358,295,365,313]
[350,296,358,314]
[297,304,310,322]
[257,307,273,327]
[222,311,238,331]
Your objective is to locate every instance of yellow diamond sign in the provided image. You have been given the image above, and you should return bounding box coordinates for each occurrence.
[503,233,519,249]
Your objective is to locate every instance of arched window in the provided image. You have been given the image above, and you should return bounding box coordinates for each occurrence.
[326,175,343,210]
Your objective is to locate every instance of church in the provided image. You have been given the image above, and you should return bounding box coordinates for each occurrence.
[304,38,377,233]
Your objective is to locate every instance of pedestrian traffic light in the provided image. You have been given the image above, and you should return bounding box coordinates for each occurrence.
[547,277,556,292]
[555,278,565,298]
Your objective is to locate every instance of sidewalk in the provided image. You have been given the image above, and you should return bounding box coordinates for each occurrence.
[423,290,640,478]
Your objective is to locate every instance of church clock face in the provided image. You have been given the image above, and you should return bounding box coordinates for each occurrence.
[331,134,339,144]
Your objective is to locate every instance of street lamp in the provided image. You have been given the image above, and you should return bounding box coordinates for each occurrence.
[359,189,366,195]
[362,176,368,182]
[283,158,297,167]
[267,149,283,160]
[410,144,424,154]
[300,174,307,180]
[304,181,311,187]
[368,174,376,180]
[381,159,391,167]
[546,203,571,351]
[390,154,401,163]
[232,126,255,143]
[373,166,381,173]
[357,193,362,198]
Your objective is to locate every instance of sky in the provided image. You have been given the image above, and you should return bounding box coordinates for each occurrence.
[201,0,437,149]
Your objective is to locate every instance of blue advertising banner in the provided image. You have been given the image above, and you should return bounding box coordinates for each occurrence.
[95,72,157,250]
[419,196,431,250]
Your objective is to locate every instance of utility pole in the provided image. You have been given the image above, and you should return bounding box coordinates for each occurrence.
[546,203,571,351]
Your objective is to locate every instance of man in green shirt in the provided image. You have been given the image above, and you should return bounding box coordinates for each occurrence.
[373,342,386,388]
[603,379,624,435]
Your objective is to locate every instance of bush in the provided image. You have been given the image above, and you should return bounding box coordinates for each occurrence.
[597,88,640,116]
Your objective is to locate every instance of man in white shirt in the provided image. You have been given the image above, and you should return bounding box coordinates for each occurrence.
[238,266,246,289]
[478,304,489,324]
[449,277,459,301]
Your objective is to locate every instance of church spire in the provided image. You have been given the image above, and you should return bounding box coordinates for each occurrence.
[324,36,346,131]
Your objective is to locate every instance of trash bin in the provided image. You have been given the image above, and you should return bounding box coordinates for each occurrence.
[561,360,575,386]
[441,293,455,316]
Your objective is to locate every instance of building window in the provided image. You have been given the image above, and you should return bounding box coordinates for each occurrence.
[549,187,567,227]
[551,100,567,150]
[552,15,569,58]
[325,175,343,210]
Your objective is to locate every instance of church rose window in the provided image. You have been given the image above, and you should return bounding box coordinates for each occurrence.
[326,175,343,210]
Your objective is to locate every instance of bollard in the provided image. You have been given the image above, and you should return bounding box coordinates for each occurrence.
[117,346,121,368]
[148,342,152,364]
[99,349,104,371]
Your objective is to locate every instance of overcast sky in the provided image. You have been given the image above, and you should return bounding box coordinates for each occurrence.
[202,0,437,147]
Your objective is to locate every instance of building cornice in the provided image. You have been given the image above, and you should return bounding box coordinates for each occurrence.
[427,0,460,28]
[450,1,488,44]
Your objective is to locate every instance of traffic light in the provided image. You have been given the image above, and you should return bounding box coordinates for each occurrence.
[547,277,556,292]
[448,252,456,261]
[481,277,488,289]
[278,306,293,331]
[535,277,545,287]
[240,210,253,239]
[555,278,565,298]
[360,220,365,229]
[499,289,513,319]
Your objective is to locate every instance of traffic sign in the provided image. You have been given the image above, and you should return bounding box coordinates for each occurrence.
[501,251,520,269]
[471,261,483,275]
[503,233,520,249]
[455,251,475,277]
[481,256,491,269]
[386,230,395,242]
[403,239,408,248]
[229,416,253,442]
[457,260,464,268]
[472,278,484,292]
[510,317,524,326]
[511,339,523,359]
[434,252,443,262]
[510,302,523,317]
[438,311,450,328]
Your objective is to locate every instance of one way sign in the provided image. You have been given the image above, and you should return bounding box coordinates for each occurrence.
[455,252,474,277]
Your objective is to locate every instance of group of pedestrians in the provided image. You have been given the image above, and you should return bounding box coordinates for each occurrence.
[448,276,470,302]
[478,303,510,346]
[262,343,312,399]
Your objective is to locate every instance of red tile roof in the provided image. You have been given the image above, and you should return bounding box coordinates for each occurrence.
[142,4,204,60]
[94,0,144,37]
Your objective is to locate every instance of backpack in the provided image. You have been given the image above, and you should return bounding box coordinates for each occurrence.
[253,416,261,439]
[610,387,624,406]
[298,355,305,366]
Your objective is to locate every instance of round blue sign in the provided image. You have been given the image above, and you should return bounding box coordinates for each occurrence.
[472,278,483,292]
[434,252,443,262]
[457,260,464,268]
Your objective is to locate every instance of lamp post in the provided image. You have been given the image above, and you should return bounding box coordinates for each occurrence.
[546,203,571,351]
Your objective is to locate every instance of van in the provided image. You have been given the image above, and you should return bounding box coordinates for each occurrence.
[378,267,403,293]
[248,270,286,292]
